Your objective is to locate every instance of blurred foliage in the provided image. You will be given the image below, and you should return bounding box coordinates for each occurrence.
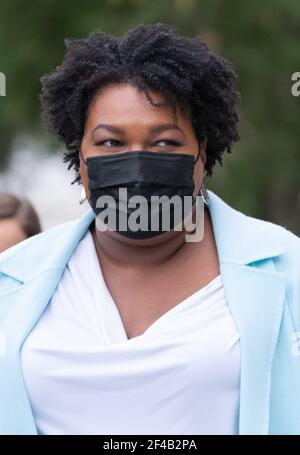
[0,0,299,232]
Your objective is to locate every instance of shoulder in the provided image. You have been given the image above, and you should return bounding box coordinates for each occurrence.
[245,214,300,256]
[207,189,300,268]
[244,214,300,300]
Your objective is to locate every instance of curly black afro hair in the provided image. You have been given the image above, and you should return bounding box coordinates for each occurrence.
[40,22,240,184]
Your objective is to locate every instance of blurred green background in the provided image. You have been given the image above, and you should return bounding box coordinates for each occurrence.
[0,0,299,232]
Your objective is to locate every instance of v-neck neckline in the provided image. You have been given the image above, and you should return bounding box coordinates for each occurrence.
[87,230,128,344]
[86,229,221,345]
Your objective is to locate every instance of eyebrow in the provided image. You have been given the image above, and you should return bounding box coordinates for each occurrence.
[91,123,186,137]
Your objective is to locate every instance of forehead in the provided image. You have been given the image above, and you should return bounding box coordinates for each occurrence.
[85,83,190,129]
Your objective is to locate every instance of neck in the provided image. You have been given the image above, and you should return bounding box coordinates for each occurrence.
[90,208,211,270]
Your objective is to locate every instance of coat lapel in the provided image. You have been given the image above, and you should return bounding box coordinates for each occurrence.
[0,209,95,435]
[220,262,286,434]
[207,190,287,434]
[0,269,65,434]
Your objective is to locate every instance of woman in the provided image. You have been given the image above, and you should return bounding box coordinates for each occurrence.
[0,193,41,252]
[0,23,299,436]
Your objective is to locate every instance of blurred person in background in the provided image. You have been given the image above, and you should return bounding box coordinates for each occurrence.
[0,193,41,252]
[0,23,299,436]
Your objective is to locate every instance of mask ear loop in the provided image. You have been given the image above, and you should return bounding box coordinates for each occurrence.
[191,145,201,208]
[194,145,201,164]
[78,147,88,205]
[191,143,209,207]
[79,147,88,166]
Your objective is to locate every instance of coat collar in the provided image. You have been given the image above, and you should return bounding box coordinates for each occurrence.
[0,208,95,283]
[0,190,287,435]
[207,190,284,265]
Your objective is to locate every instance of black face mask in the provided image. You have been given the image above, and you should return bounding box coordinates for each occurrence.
[81,149,200,239]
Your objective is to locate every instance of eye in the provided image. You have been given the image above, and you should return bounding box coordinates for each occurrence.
[95,139,123,147]
[155,140,182,147]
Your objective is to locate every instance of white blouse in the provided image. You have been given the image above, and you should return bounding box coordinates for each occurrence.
[21,229,241,435]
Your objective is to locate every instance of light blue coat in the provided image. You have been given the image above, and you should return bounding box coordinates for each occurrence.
[0,189,299,435]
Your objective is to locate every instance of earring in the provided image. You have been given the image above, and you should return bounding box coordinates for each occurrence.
[79,186,87,205]
[200,181,209,207]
